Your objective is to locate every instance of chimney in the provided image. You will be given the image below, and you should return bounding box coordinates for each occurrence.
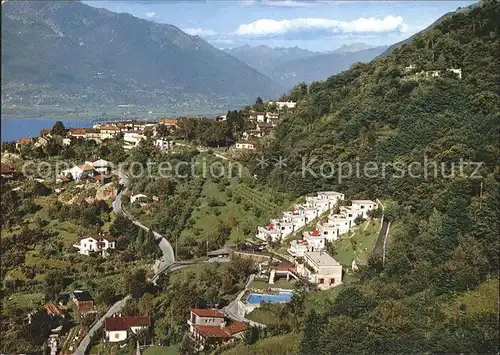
[220,321,226,329]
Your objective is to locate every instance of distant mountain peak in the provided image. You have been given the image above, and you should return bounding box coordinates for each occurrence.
[334,42,376,53]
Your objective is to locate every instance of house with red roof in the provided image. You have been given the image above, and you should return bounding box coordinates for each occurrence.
[15,137,33,150]
[69,128,87,139]
[187,309,246,350]
[105,315,150,342]
[159,118,178,128]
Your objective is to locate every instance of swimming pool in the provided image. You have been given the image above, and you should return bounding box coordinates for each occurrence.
[246,292,293,304]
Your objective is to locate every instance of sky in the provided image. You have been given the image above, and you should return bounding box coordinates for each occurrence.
[85,0,477,52]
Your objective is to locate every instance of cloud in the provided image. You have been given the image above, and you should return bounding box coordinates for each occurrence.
[145,11,156,18]
[184,28,218,36]
[234,16,408,37]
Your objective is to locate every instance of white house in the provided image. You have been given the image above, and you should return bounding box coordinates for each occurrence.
[155,139,175,152]
[256,226,282,242]
[317,191,345,203]
[188,309,225,333]
[58,164,95,182]
[62,138,72,146]
[306,198,331,214]
[269,101,297,110]
[216,114,227,122]
[296,251,343,290]
[187,308,246,349]
[235,142,256,150]
[276,222,295,238]
[447,68,462,79]
[85,155,110,174]
[105,316,150,342]
[73,235,116,257]
[265,112,279,121]
[288,239,309,258]
[327,214,351,236]
[316,221,340,242]
[255,112,266,122]
[282,211,307,229]
[298,206,320,222]
[303,230,326,251]
[351,200,377,219]
[123,131,146,150]
[339,206,359,226]
[130,194,148,204]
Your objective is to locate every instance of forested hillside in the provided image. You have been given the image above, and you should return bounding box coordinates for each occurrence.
[235,0,499,353]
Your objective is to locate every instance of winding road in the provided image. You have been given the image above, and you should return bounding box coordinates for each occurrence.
[74,170,176,354]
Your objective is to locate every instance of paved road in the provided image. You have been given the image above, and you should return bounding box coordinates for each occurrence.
[112,170,175,269]
[75,170,177,354]
[74,296,131,355]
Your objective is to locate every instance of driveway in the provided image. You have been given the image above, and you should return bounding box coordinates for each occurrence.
[74,170,177,354]
[112,170,175,268]
[74,296,131,355]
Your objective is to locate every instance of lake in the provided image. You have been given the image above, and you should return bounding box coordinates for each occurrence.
[1,118,97,142]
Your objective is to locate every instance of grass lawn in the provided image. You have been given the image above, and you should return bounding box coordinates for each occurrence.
[221,334,299,355]
[46,219,81,248]
[332,218,380,266]
[25,251,72,269]
[144,345,180,355]
[273,280,296,289]
[306,274,358,312]
[443,278,499,318]
[180,174,291,247]
[3,291,45,312]
[250,279,271,289]
[246,304,286,325]
[250,279,296,290]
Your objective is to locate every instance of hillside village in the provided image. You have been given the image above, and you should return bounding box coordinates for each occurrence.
[14,100,296,163]
[2,0,499,353]
[2,97,388,354]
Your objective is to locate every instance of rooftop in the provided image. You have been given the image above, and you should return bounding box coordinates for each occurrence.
[304,252,341,267]
[191,308,225,318]
[105,316,151,331]
[318,191,343,196]
[71,290,93,302]
[352,200,376,204]
[86,154,100,163]
[195,321,247,338]
[44,303,62,316]
[79,164,95,171]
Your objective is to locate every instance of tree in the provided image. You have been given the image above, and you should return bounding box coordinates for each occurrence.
[43,269,66,301]
[138,292,154,315]
[330,287,370,318]
[125,268,149,299]
[51,121,67,136]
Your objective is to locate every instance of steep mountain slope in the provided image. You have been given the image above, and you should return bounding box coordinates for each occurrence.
[1,1,282,112]
[224,45,316,78]
[379,2,479,57]
[272,46,388,87]
[239,1,499,353]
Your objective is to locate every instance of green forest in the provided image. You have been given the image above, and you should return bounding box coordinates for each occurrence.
[233,1,499,353]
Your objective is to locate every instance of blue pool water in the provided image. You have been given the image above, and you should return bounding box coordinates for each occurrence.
[246,292,293,304]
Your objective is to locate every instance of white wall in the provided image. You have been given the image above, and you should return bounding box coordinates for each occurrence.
[106,330,127,342]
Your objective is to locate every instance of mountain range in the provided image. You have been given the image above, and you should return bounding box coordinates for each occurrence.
[224,44,388,88]
[1,0,391,116]
[1,1,283,114]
